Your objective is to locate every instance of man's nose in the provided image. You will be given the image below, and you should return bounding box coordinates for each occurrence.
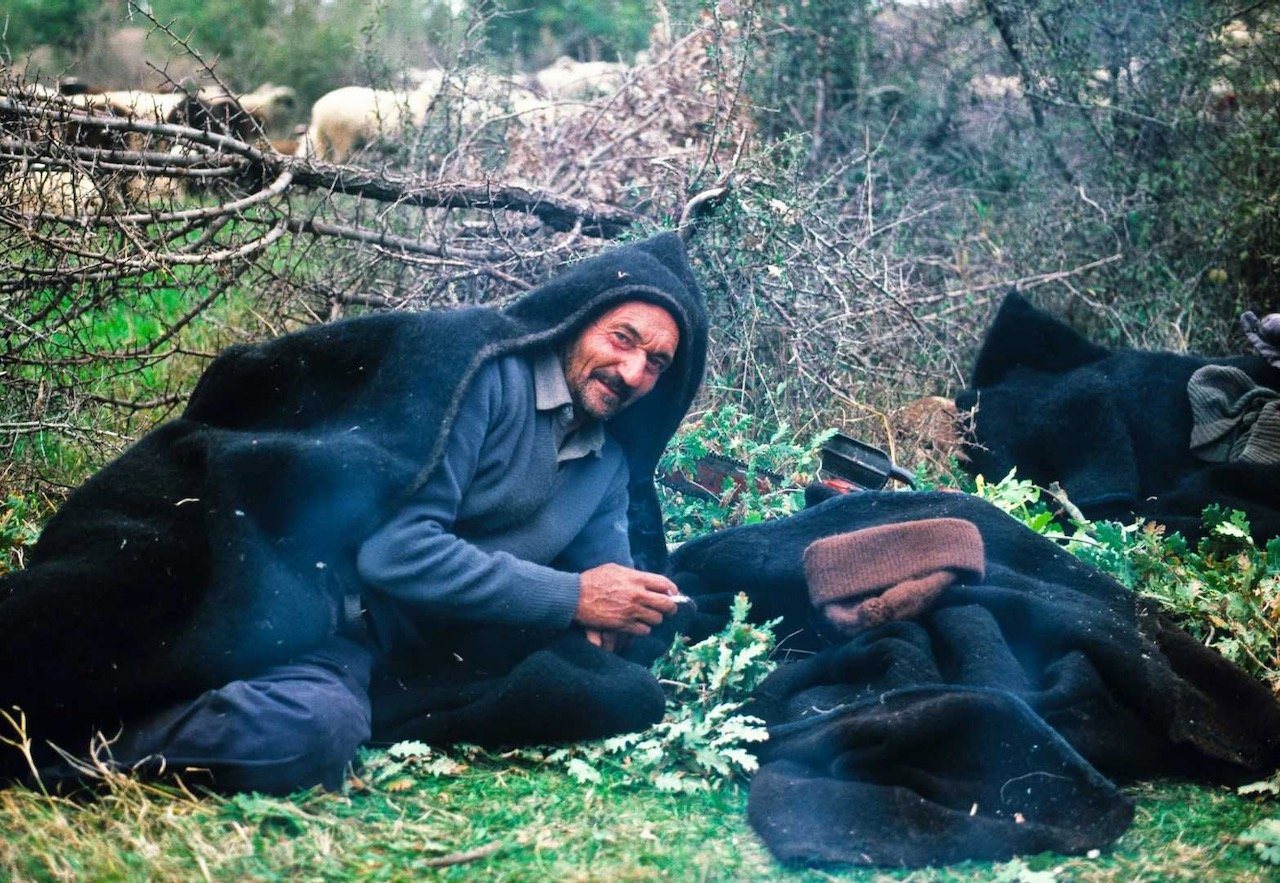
[617,352,647,387]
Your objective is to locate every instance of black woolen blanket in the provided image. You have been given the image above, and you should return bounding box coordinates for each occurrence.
[955,292,1280,542]
[668,490,1280,867]
[0,233,708,774]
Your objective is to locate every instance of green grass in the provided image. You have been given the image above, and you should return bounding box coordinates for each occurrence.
[2,232,291,490]
[0,760,1275,881]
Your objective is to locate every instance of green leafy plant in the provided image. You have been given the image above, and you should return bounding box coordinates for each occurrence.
[521,593,777,793]
[992,857,1061,882]
[973,470,1280,691]
[357,740,469,793]
[0,494,49,576]
[970,469,1074,543]
[1239,818,1280,866]
[659,403,834,540]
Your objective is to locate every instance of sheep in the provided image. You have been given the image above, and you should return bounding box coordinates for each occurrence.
[523,57,629,100]
[297,70,520,164]
[81,89,189,124]
[235,83,298,137]
[0,161,106,218]
[1,80,261,208]
[72,86,273,143]
[297,85,427,162]
[59,87,263,202]
[0,81,128,213]
[967,73,1024,102]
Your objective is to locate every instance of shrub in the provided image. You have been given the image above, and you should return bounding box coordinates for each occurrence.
[972,469,1280,692]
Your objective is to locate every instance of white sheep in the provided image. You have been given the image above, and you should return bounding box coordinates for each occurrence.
[79,89,188,123]
[967,73,1024,102]
[1,161,106,218]
[524,57,629,100]
[297,70,523,163]
[297,79,438,163]
[236,83,298,137]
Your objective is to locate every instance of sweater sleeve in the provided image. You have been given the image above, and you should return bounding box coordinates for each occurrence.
[356,363,581,637]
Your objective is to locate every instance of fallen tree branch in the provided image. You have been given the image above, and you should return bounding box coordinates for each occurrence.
[281,158,644,237]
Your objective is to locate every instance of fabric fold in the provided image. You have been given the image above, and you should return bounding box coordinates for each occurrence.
[670,490,1280,867]
[1188,364,1280,465]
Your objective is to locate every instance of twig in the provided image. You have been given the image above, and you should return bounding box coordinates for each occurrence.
[420,842,503,868]
[934,253,1124,303]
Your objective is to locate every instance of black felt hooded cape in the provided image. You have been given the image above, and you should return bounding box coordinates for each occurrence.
[669,491,1280,867]
[0,232,707,763]
[956,292,1280,541]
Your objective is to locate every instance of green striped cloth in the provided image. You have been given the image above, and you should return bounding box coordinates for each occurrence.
[1187,364,1280,464]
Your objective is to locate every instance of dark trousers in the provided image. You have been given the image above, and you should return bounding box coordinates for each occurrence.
[40,636,373,795]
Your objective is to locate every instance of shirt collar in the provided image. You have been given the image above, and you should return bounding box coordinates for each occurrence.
[533,348,573,411]
[532,349,606,460]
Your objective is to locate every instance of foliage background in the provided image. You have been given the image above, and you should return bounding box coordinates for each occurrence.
[3,0,1277,481]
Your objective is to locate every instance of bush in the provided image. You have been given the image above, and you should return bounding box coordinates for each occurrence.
[973,469,1280,692]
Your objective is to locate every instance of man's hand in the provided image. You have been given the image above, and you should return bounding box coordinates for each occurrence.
[576,563,679,635]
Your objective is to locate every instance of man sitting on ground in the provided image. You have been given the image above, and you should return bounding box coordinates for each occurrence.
[0,232,707,794]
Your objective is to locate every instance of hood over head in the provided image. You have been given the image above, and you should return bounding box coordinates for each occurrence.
[412,231,708,568]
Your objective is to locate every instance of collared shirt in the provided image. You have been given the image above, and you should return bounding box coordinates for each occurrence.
[531,348,606,463]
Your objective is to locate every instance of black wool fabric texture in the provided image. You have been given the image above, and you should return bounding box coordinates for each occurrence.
[0,233,707,773]
[955,291,1280,542]
[668,491,1280,867]
[369,630,667,746]
[365,597,695,746]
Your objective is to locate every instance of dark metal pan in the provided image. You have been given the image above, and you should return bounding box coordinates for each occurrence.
[820,433,916,490]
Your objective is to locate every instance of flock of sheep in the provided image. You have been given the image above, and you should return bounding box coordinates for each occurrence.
[0,55,635,218]
[1,79,298,214]
[298,58,630,163]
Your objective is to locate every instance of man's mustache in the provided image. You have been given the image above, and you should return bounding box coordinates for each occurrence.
[591,369,634,402]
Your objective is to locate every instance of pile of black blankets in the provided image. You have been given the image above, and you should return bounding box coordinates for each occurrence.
[667,490,1280,867]
[956,292,1280,542]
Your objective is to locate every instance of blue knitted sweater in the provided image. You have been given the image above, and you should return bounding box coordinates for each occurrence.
[356,352,631,654]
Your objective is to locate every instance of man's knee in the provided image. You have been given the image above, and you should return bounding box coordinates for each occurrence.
[219,680,371,794]
[110,640,374,795]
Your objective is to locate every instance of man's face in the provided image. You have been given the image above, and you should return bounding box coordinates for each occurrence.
[562,301,680,421]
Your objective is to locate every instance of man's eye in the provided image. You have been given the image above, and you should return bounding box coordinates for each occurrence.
[612,331,633,346]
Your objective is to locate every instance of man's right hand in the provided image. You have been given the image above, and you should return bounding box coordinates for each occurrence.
[575,563,679,635]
